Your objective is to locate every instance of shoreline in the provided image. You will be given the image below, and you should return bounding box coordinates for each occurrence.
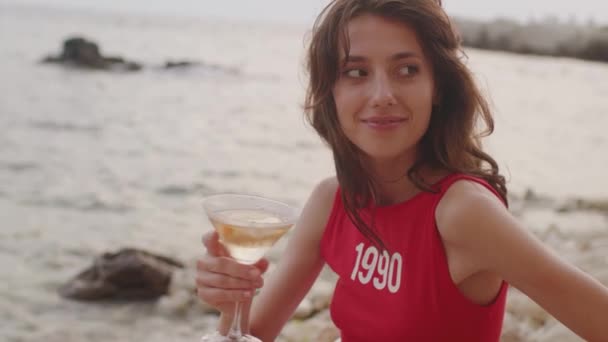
[16,190,604,342]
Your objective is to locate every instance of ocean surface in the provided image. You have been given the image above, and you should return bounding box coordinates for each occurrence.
[1,3,607,341]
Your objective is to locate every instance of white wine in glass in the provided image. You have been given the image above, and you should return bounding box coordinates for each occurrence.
[201,194,298,342]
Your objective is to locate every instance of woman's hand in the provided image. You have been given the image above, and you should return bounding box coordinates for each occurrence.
[196,231,269,317]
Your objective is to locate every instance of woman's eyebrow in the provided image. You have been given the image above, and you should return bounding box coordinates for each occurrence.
[342,51,421,63]
[390,51,421,60]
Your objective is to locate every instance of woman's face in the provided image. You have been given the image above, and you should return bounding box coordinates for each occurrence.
[332,14,436,162]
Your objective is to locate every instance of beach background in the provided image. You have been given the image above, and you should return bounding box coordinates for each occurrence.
[1,1,607,341]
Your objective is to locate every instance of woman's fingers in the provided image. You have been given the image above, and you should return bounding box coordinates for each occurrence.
[197,234,268,312]
[196,233,269,314]
[197,256,261,282]
[196,271,263,290]
[196,286,253,304]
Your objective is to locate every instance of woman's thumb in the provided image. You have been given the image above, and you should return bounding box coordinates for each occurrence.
[254,258,270,274]
[202,231,229,257]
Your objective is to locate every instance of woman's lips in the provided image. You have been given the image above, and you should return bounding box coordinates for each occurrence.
[361,117,408,130]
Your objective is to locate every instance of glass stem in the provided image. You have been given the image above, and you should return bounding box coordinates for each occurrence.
[228,301,243,338]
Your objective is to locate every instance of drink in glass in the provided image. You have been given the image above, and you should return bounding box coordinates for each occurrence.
[200,194,297,342]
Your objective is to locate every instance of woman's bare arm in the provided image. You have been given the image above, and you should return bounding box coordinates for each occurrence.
[244,177,338,341]
[438,181,608,341]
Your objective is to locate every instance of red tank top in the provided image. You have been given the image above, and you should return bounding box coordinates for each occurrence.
[320,173,508,341]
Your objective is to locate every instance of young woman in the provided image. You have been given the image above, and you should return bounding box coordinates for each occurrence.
[195,0,608,340]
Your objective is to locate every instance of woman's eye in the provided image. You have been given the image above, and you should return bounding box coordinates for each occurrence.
[398,65,419,76]
[345,69,367,78]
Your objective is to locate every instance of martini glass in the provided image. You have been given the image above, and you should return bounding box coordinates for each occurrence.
[200,194,298,342]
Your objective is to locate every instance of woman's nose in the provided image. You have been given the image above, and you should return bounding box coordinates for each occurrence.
[370,74,397,108]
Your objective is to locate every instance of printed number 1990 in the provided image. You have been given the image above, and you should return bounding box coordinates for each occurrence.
[350,242,403,293]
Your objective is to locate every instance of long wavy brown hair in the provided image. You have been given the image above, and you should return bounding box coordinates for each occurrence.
[304,0,507,250]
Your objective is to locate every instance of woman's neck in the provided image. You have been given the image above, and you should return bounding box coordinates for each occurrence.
[366,156,447,206]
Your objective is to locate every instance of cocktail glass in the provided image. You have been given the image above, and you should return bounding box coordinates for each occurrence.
[200,194,298,342]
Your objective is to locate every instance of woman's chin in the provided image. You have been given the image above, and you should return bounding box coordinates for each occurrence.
[360,148,413,162]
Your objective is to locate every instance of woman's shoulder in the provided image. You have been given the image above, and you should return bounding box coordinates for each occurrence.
[436,177,504,219]
[311,176,339,204]
[435,177,509,244]
[293,176,339,242]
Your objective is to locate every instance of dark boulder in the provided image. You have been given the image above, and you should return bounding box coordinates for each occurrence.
[42,36,142,72]
[164,60,200,69]
[59,248,184,301]
[161,59,241,75]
